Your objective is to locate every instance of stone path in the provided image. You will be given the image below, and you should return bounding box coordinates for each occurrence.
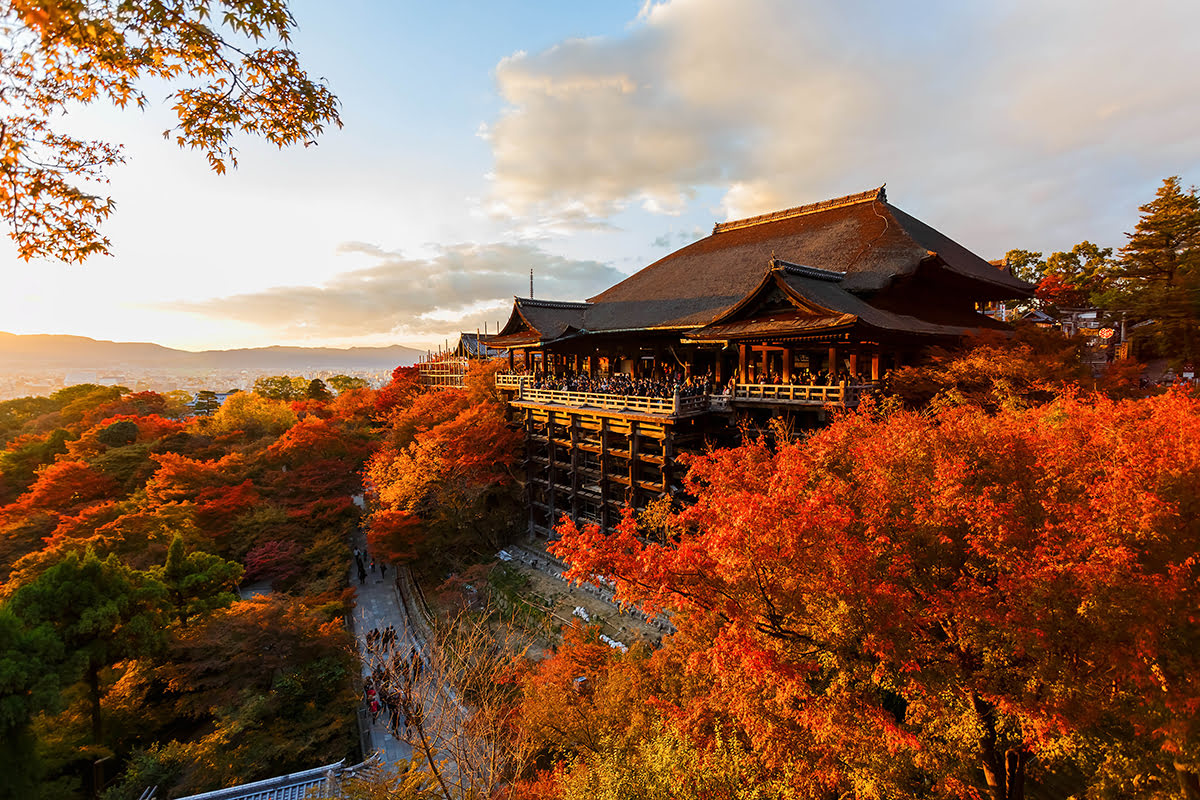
[348,552,414,768]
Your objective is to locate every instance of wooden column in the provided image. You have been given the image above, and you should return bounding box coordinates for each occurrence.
[589,354,597,375]
[761,348,769,382]
[508,349,514,370]
[715,351,723,382]
[848,351,859,381]
[574,354,583,373]
[522,349,530,370]
[569,413,580,518]
[828,346,839,376]
[546,410,556,527]
[782,347,792,383]
[599,418,610,531]
[739,344,748,382]
[628,422,639,512]
[662,428,674,493]
[525,409,535,536]
[871,352,881,381]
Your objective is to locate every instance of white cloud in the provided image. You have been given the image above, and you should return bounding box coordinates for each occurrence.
[165,242,624,340]
[485,0,1200,251]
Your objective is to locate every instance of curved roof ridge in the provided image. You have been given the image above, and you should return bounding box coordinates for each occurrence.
[771,258,845,282]
[713,185,886,234]
[515,297,591,310]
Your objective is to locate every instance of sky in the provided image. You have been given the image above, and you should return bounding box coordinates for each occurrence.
[3,0,1199,352]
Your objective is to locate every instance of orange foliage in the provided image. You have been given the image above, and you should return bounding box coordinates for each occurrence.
[366,509,424,564]
[551,391,1200,795]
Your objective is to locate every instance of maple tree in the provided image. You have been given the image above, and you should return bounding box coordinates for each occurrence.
[550,391,1200,799]
[1,0,341,262]
[366,361,522,571]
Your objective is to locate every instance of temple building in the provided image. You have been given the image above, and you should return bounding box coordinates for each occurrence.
[485,186,1034,536]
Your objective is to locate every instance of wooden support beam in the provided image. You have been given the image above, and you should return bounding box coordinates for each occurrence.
[871,352,881,381]
[599,418,610,531]
[628,422,639,512]
[782,347,792,383]
[761,348,769,382]
[547,409,557,526]
[828,345,839,376]
[848,351,858,379]
[739,344,748,383]
[570,413,580,518]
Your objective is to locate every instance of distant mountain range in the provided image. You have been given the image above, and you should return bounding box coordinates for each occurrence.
[0,332,424,372]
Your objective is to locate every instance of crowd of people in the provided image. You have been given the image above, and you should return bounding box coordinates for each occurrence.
[529,370,715,399]
[521,367,881,400]
[363,624,424,738]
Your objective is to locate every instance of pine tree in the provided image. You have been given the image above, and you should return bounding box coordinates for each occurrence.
[1115,177,1200,364]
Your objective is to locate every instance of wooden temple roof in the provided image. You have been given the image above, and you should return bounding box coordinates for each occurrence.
[491,297,589,348]
[689,262,1004,341]
[493,187,1033,348]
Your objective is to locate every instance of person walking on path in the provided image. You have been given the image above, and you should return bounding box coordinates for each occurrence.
[358,563,368,585]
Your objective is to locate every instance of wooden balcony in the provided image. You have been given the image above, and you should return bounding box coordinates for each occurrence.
[497,373,874,415]
[730,382,875,405]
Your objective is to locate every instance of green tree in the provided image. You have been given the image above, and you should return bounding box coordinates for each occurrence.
[252,374,307,401]
[152,535,243,628]
[1,0,341,262]
[205,391,296,438]
[1119,176,1200,286]
[1039,240,1114,308]
[1004,248,1046,284]
[1112,177,1200,364]
[9,550,166,749]
[305,378,333,401]
[327,374,369,394]
[0,605,65,800]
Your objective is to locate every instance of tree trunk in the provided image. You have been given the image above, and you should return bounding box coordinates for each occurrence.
[1176,762,1200,800]
[970,692,1006,800]
[1005,748,1028,800]
[88,661,102,746]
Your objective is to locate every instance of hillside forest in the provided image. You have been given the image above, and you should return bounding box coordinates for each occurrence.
[0,177,1197,800]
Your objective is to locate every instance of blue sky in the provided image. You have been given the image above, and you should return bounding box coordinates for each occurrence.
[3,0,1199,351]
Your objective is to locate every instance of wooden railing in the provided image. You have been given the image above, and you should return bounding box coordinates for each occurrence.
[731,382,875,404]
[517,386,679,415]
[495,372,526,389]
[497,373,876,414]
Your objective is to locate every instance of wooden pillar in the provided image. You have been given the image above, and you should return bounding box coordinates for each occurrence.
[628,422,639,512]
[599,418,610,532]
[508,349,514,370]
[828,345,839,376]
[588,354,597,375]
[546,410,556,527]
[525,409,535,536]
[714,351,723,382]
[782,347,792,383]
[522,349,530,370]
[848,351,859,381]
[662,428,674,493]
[871,352,881,381]
[569,413,580,518]
[739,344,748,383]
[761,348,769,383]
[574,354,583,373]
